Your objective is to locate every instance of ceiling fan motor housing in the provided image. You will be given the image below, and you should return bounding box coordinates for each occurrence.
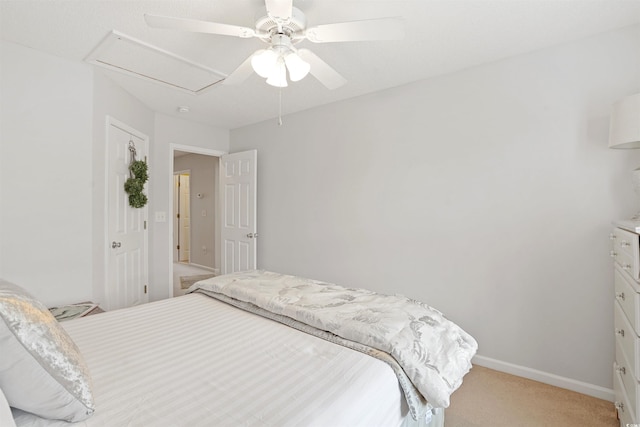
[255,6,307,43]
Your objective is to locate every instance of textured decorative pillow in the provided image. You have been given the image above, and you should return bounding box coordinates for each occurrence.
[0,279,95,421]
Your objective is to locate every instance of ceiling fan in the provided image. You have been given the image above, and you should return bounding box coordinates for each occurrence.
[144,0,404,90]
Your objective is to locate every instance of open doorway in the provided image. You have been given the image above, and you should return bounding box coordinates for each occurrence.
[171,147,223,297]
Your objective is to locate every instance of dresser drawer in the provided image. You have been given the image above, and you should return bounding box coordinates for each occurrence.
[614,301,640,379]
[615,267,640,332]
[615,361,637,427]
[612,228,640,281]
[616,340,639,422]
[614,249,637,280]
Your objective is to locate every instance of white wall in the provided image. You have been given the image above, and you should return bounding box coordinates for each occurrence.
[0,41,229,307]
[230,25,640,392]
[92,77,228,305]
[91,71,155,307]
[151,113,229,301]
[0,41,93,306]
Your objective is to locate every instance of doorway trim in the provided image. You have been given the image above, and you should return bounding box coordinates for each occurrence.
[169,144,226,297]
[173,170,191,264]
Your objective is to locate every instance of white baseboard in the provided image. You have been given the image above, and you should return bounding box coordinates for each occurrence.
[472,354,614,402]
[187,263,217,273]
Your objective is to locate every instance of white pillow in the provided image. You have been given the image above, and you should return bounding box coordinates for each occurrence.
[0,387,16,427]
[0,280,95,421]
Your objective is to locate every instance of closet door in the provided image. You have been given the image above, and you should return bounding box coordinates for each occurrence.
[106,118,149,310]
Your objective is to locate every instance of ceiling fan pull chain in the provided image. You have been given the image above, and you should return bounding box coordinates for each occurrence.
[278,87,283,126]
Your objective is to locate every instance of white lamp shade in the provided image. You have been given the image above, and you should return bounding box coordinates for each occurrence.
[609,93,640,149]
[251,49,279,78]
[266,59,288,88]
[284,52,311,82]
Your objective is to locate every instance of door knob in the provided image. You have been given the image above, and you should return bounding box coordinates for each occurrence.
[111,241,122,249]
[246,233,258,239]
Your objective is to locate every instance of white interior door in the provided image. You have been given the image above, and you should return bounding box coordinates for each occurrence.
[106,119,149,310]
[221,150,257,274]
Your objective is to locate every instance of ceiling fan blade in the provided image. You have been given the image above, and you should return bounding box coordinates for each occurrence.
[265,0,293,21]
[305,17,404,43]
[144,14,255,38]
[297,49,346,90]
[222,52,259,85]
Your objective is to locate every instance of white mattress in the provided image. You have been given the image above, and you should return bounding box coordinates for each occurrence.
[13,293,416,426]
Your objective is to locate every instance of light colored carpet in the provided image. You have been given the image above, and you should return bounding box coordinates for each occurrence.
[446,365,618,427]
[180,274,216,289]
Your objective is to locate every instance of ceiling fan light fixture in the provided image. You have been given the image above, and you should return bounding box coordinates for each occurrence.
[251,49,279,78]
[284,52,310,82]
[266,58,288,88]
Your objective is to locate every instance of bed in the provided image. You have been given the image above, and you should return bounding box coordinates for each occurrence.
[0,270,477,427]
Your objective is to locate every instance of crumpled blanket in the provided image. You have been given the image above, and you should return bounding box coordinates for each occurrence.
[189,270,477,417]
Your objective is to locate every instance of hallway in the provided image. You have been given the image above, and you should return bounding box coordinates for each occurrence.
[172,263,216,297]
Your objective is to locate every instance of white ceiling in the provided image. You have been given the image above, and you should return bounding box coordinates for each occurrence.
[2,1,640,130]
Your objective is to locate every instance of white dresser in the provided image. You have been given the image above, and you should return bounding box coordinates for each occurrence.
[611,220,640,426]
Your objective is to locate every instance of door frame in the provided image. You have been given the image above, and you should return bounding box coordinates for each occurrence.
[169,144,225,297]
[173,169,191,263]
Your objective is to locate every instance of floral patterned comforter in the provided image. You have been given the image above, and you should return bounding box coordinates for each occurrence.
[190,270,477,415]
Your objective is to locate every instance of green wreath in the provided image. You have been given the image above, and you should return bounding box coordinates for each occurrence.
[124,160,149,208]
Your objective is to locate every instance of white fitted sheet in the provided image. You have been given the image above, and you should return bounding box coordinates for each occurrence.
[13,293,421,427]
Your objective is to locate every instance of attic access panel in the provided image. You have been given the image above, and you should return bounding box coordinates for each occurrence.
[86,31,226,94]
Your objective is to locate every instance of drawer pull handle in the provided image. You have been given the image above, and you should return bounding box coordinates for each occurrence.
[615,401,625,413]
[616,328,625,337]
[620,241,631,248]
[610,251,618,258]
[616,292,626,301]
[616,365,626,375]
